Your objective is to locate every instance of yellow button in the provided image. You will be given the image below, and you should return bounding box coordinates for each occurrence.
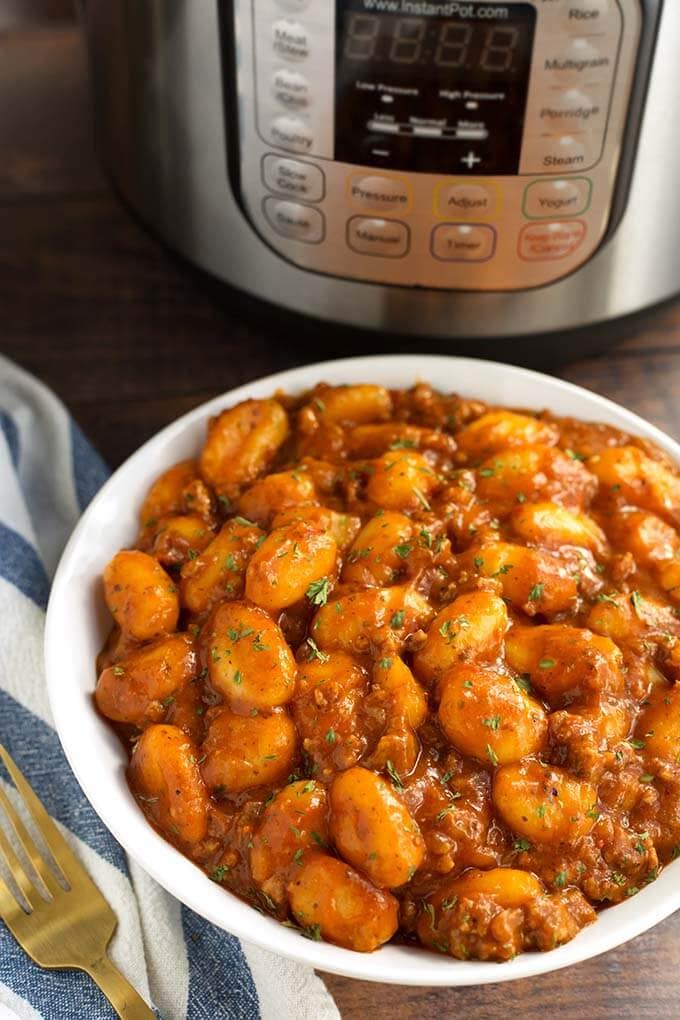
[436,183,496,219]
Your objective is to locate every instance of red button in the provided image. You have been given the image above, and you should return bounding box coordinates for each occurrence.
[518,220,587,261]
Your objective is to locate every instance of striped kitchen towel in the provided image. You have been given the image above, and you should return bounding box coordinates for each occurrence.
[0,354,339,1020]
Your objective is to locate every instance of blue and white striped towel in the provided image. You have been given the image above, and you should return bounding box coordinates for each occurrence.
[0,354,340,1020]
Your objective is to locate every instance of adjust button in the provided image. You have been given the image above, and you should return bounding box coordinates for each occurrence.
[262,154,324,202]
[524,178,592,219]
[518,220,587,261]
[436,183,496,219]
[272,68,311,110]
[348,174,411,213]
[269,115,314,153]
[272,19,310,61]
[263,198,324,243]
[347,217,409,258]
[431,224,496,263]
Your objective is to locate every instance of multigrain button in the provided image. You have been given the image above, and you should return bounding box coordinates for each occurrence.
[431,224,496,262]
[272,19,309,61]
[518,220,586,261]
[524,178,592,219]
[436,183,496,219]
[272,68,311,109]
[270,115,314,153]
[262,155,324,202]
[348,175,410,213]
[263,198,324,243]
[545,38,612,84]
[347,217,409,258]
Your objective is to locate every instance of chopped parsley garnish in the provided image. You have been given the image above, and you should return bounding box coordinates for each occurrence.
[389,438,416,450]
[112,666,125,677]
[211,865,229,882]
[514,838,532,852]
[325,728,337,744]
[539,658,556,669]
[640,773,655,783]
[483,715,501,731]
[554,871,567,888]
[305,638,329,663]
[306,577,331,606]
[394,543,413,559]
[377,657,393,670]
[486,744,499,767]
[390,609,406,629]
[473,556,485,570]
[515,674,533,695]
[630,590,643,616]
[385,759,404,790]
[628,738,645,750]
[479,467,495,478]
[233,516,255,527]
[528,583,544,602]
[232,670,242,686]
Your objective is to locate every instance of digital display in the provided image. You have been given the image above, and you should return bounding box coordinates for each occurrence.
[334,1,537,174]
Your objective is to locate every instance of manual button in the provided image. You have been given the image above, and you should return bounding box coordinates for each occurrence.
[263,197,324,243]
[348,175,411,213]
[262,155,324,202]
[347,217,409,258]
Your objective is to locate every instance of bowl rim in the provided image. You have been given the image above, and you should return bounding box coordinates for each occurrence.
[44,353,680,987]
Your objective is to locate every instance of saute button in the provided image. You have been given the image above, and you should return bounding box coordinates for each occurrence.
[262,155,325,202]
[518,220,586,261]
[270,115,314,153]
[272,19,310,61]
[524,178,591,219]
[348,175,410,213]
[272,68,311,109]
[436,183,495,219]
[264,198,325,243]
[347,217,409,258]
[431,224,496,262]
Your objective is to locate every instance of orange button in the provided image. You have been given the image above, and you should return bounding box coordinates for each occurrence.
[518,220,587,261]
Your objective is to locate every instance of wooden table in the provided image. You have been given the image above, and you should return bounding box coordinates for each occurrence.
[3,8,680,1018]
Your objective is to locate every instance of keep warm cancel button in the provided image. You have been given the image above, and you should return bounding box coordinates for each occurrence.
[518,220,587,261]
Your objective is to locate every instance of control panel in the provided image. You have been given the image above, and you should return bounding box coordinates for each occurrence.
[229,0,642,291]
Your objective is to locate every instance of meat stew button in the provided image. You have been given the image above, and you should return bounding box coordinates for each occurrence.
[431,224,496,262]
[347,217,409,258]
[263,198,324,243]
[518,220,586,260]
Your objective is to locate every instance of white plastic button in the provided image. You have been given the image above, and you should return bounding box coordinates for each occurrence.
[524,178,591,219]
[564,0,612,27]
[431,224,496,262]
[275,0,309,11]
[272,68,311,110]
[545,38,612,84]
[263,198,324,243]
[348,175,410,213]
[272,20,309,61]
[437,184,495,219]
[262,155,324,202]
[347,217,409,258]
[269,115,314,153]
[538,88,603,131]
[518,220,587,261]
[523,134,592,174]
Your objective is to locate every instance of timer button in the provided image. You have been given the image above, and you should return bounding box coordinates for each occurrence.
[272,68,311,110]
[436,183,496,220]
[347,217,409,258]
[348,174,411,214]
[272,19,310,61]
[523,178,592,219]
[269,115,314,153]
[518,220,587,261]
[262,155,325,202]
[431,224,496,263]
[263,197,324,243]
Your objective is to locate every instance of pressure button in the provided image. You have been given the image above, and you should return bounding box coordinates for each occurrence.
[348,175,410,214]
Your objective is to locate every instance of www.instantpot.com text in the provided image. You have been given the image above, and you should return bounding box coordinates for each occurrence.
[359,1,510,17]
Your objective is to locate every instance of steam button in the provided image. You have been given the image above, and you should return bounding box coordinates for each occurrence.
[272,19,310,61]
[270,115,314,153]
[263,198,324,243]
[522,134,593,174]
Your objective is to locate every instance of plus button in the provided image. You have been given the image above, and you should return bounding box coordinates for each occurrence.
[461,150,482,169]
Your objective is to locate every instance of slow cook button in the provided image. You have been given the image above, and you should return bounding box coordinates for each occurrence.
[272,68,311,109]
[262,155,324,201]
[436,183,495,219]
[347,217,409,258]
[263,198,324,243]
[269,115,314,153]
[431,224,496,262]
[272,19,310,61]
[518,220,587,261]
[524,178,592,219]
[348,175,410,213]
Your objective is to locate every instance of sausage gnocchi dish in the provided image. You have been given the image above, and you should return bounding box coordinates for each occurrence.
[95,382,680,962]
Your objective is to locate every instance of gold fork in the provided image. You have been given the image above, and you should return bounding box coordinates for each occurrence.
[0,744,155,1019]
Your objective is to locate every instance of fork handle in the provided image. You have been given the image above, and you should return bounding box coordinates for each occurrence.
[83,954,156,1019]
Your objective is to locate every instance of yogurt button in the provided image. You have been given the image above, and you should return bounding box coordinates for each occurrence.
[263,198,324,243]
[524,178,591,219]
[269,115,314,153]
[272,20,310,61]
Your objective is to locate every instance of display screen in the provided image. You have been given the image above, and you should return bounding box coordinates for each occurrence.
[334,1,536,174]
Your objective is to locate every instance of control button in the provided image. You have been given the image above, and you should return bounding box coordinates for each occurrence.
[518,220,587,261]
[545,38,612,84]
[269,115,314,153]
[537,88,604,131]
[272,68,311,110]
[347,217,409,258]
[348,175,411,214]
[431,224,496,263]
[564,0,612,27]
[275,0,309,11]
[272,20,309,61]
[460,150,482,170]
[524,178,592,219]
[263,198,324,243]
[262,155,324,202]
[523,134,593,174]
[436,183,496,219]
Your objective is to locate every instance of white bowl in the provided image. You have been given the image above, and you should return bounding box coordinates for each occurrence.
[45,354,680,986]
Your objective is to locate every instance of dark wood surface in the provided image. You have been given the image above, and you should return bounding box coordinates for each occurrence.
[3,11,680,1019]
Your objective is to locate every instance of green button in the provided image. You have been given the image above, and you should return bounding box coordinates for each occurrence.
[523,177,592,219]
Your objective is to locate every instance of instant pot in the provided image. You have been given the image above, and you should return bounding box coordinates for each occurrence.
[80,1,676,340]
